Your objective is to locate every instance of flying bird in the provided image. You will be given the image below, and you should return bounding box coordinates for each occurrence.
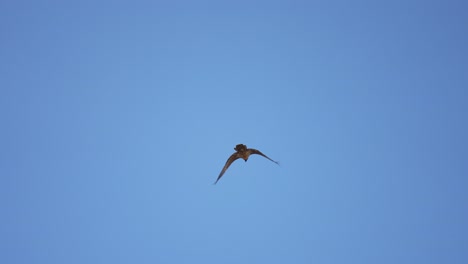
[214,144,279,184]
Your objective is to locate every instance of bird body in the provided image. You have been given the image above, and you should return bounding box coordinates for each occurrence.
[214,144,279,184]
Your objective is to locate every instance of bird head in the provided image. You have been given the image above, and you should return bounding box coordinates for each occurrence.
[234,144,247,152]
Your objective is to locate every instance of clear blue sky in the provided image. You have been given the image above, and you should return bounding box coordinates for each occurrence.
[1,1,467,263]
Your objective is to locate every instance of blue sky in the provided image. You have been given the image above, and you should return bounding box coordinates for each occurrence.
[1,1,468,263]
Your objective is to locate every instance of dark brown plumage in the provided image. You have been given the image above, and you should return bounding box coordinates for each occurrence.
[214,144,279,184]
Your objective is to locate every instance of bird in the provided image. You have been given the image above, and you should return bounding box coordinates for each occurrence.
[214,144,279,184]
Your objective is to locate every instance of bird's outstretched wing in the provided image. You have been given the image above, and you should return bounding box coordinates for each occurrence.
[214,152,242,184]
[248,148,279,165]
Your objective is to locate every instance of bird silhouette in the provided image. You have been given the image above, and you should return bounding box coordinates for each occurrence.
[214,144,279,184]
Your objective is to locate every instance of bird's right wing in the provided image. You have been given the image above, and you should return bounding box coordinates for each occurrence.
[214,152,241,184]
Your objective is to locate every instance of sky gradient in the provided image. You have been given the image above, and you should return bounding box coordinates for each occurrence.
[1,1,468,263]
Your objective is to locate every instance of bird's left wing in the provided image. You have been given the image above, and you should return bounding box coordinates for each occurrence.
[248,148,279,165]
